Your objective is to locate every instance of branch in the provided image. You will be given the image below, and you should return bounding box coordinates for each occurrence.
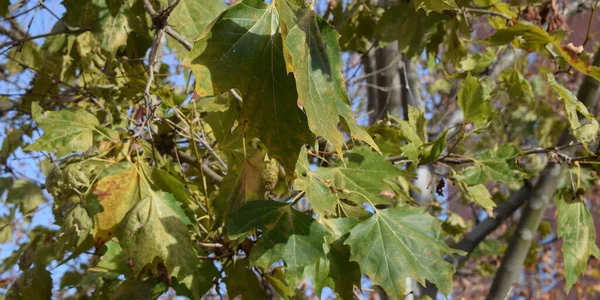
[487,50,600,300]
[0,27,86,50]
[169,149,223,184]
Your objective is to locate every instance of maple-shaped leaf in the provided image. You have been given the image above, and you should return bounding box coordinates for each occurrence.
[183,0,313,174]
[166,0,227,57]
[413,0,459,15]
[345,206,459,298]
[548,74,599,146]
[227,200,329,288]
[456,144,526,186]
[457,73,492,123]
[293,147,338,216]
[397,105,427,159]
[25,103,102,157]
[213,152,266,225]
[117,190,217,299]
[91,165,148,245]
[317,147,406,206]
[555,188,600,292]
[276,0,379,157]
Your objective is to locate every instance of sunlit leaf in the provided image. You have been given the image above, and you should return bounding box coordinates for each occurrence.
[345,206,459,297]
[555,188,600,292]
[547,74,599,146]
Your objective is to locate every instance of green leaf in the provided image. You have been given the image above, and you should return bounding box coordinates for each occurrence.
[499,68,534,101]
[456,144,525,186]
[6,180,45,214]
[547,74,599,146]
[317,147,406,206]
[224,259,267,299]
[1,128,24,159]
[6,266,52,300]
[55,204,93,257]
[345,206,458,297]
[377,3,446,57]
[213,152,266,225]
[457,48,497,75]
[110,278,169,300]
[419,129,447,164]
[555,188,600,292]
[293,147,338,216]
[325,229,362,299]
[398,105,428,159]
[166,0,227,57]
[457,73,492,123]
[457,183,495,214]
[0,0,8,16]
[277,0,379,157]
[25,103,101,157]
[227,200,329,287]
[414,0,459,15]
[117,190,217,299]
[90,240,132,276]
[183,0,313,174]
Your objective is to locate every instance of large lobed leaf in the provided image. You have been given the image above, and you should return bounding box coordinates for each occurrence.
[316,147,407,206]
[26,103,102,157]
[117,190,217,299]
[183,0,312,174]
[345,206,459,297]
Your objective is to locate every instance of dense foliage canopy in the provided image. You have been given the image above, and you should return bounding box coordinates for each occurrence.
[0,0,600,299]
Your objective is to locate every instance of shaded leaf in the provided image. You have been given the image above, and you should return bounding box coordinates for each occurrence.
[6,180,45,214]
[377,3,446,57]
[117,190,217,298]
[227,200,329,287]
[457,73,492,123]
[224,259,267,299]
[213,152,266,225]
[6,266,52,300]
[183,0,313,174]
